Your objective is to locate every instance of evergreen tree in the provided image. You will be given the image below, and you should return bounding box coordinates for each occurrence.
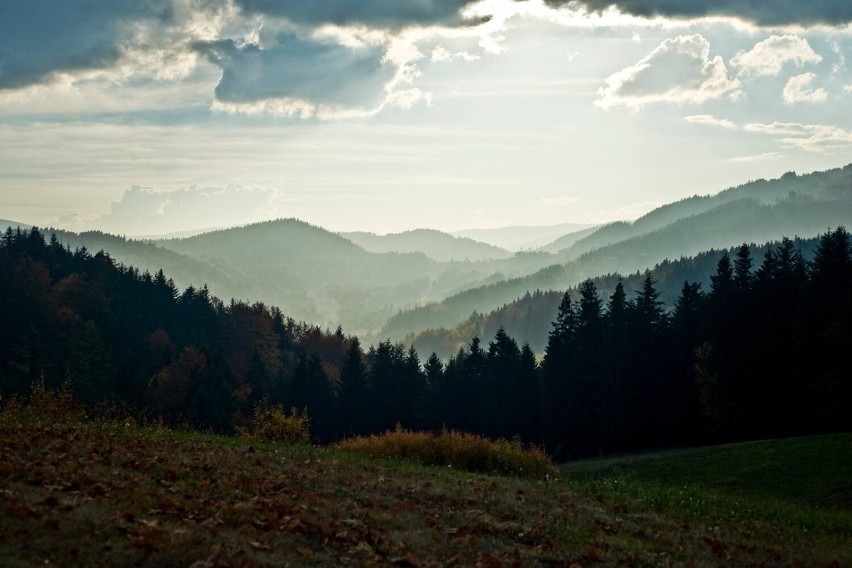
[541,291,575,454]
[338,337,368,435]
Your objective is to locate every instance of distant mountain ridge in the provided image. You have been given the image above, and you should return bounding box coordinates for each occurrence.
[407,236,823,360]
[452,222,600,251]
[0,219,31,231]
[6,164,850,345]
[380,165,852,340]
[150,218,560,334]
[341,229,513,261]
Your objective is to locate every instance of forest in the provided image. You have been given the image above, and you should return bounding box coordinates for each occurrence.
[1,225,850,459]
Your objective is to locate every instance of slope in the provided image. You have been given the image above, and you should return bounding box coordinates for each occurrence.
[341,228,513,261]
[406,236,822,359]
[381,166,852,340]
[453,222,599,251]
[2,403,848,566]
[153,218,560,333]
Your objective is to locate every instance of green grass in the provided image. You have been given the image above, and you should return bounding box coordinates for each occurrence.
[561,435,852,564]
[562,434,852,509]
[2,396,851,566]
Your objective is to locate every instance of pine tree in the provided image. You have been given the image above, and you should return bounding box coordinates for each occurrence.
[338,337,368,435]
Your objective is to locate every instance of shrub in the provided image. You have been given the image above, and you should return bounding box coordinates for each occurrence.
[338,426,558,480]
[0,376,85,425]
[237,402,311,445]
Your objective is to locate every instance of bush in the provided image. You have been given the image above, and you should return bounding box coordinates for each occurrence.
[338,426,558,479]
[237,402,311,445]
[0,376,85,425]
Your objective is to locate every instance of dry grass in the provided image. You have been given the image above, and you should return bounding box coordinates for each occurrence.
[2,392,849,566]
[237,402,311,445]
[338,426,560,480]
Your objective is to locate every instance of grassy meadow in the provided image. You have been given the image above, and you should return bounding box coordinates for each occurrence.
[1,392,849,566]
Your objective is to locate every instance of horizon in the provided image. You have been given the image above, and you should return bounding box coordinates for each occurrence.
[2,1,851,236]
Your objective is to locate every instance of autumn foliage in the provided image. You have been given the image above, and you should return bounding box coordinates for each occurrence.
[338,427,558,479]
[0,377,85,426]
[237,402,311,445]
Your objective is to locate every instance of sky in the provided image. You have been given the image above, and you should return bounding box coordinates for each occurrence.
[1,0,851,236]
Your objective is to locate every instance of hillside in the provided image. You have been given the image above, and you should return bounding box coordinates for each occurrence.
[49,229,248,301]
[453,222,599,251]
[1,219,31,231]
[152,218,559,333]
[407,237,821,358]
[563,166,851,259]
[536,225,601,254]
[2,399,848,566]
[341,228,513,261]
[382,166,852,340]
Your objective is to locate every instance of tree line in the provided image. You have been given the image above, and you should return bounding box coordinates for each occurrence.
[1,226,849,458]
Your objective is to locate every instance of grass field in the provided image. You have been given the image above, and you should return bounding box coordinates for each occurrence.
[1,403,850,566]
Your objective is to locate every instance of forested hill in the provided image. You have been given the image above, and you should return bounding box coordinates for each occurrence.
[382,165,852,339]
[341,229,514,261]
[2,225,849,460]
[0,218,30,230]
[43,229,248,303]
[453,222,599,250]
[561,165,852,259]
[408,237,822,359]
[149,218,559,334]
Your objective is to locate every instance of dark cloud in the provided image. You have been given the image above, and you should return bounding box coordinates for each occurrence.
[0,0,173,90]
[554,1,852,26]
[198,33,393,107]
[234,0,475,28]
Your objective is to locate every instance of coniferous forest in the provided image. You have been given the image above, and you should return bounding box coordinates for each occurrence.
[1,225,850,459]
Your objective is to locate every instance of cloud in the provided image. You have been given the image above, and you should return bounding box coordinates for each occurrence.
[728,152,782,162]
[0,0,227,91]
[843,84,852,93]
[730,35,822,77]
[744,121,852,152]
[0,0,478,118]
[81,185,277,235]
[684,114,737,129]
[782,72,828,103]
[0,0,145,89]
[596,34,741,109]
[232,0,477,29]
[198,33,393,109]
[561,1,852,27]
[431,45,480,62]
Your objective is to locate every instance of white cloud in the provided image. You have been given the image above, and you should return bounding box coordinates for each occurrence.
[783,72,828,103]
[78,185,278,236]
[596,34,741,109]
[431,45,480,62]
[684,114,737,129]
[730,35,822,77]
[844,84,852,93]
[728,152,782,163]
[744,122,852,153]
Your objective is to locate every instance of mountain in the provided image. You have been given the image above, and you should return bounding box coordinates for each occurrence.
[341,229,513,261]
[536,225,602,254]
[452,222,600,251]
[561,167,850,260]
[1,219,31,231]
[380,165,852,340]
[407,236,822,359]
[45,229,249,302]
[152,218,560,334]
